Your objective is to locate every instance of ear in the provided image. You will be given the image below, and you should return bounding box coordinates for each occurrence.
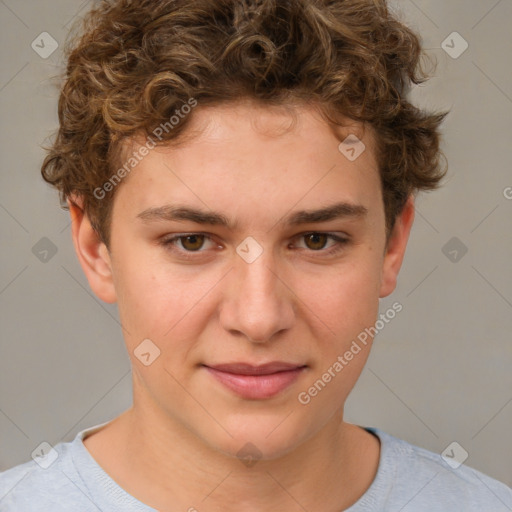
[68,198,117,303]
[379,196,415,298]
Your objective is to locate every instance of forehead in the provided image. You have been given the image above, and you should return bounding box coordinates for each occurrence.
[121,100,377,167]
[114,101,382,227]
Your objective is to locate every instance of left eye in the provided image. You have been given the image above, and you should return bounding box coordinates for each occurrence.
[296,233,338,251]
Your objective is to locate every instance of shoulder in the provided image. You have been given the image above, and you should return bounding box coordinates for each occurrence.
[368,428,512,511]
[0,440,97,511]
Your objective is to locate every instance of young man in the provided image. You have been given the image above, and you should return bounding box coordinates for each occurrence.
[1,0,511,510]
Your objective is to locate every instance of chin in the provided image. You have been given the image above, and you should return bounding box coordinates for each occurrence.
[199,413,315,463]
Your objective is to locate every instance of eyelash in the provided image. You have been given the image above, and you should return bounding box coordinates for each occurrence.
[160,232,350,260]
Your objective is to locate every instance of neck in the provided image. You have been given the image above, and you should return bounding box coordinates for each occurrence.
[84,389,380,511]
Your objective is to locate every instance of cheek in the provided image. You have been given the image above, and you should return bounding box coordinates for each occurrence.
[111,250,220,352]
[294,265,381,418]
[293,257,383,341]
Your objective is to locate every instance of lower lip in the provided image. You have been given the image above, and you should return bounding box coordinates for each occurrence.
[204,366,305,400]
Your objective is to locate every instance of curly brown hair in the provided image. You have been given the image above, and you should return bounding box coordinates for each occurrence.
[41,0,447,246]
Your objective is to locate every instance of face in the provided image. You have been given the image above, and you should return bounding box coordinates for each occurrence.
[73,101,413,460]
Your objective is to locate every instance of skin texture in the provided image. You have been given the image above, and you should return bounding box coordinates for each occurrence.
[70,101,415,511]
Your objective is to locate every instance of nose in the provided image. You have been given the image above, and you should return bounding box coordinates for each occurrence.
[219,251,295,344]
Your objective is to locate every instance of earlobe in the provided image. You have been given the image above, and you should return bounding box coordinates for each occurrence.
[68,198,117,304]
[379,196,415,298]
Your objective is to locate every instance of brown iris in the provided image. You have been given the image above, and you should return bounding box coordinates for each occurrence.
[180,235,205,251]
[303,233,328,250]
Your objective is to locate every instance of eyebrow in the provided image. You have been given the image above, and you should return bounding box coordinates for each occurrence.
[136,201,368,229]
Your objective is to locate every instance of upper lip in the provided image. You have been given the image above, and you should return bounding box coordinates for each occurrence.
[205,362,306,376]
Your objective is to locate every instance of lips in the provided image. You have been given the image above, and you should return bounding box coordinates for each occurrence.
[203,362,307,400]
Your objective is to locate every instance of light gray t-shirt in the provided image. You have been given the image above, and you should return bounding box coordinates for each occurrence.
[1,422,511,511]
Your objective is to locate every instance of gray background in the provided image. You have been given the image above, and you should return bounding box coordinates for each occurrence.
[1,0,511,487]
